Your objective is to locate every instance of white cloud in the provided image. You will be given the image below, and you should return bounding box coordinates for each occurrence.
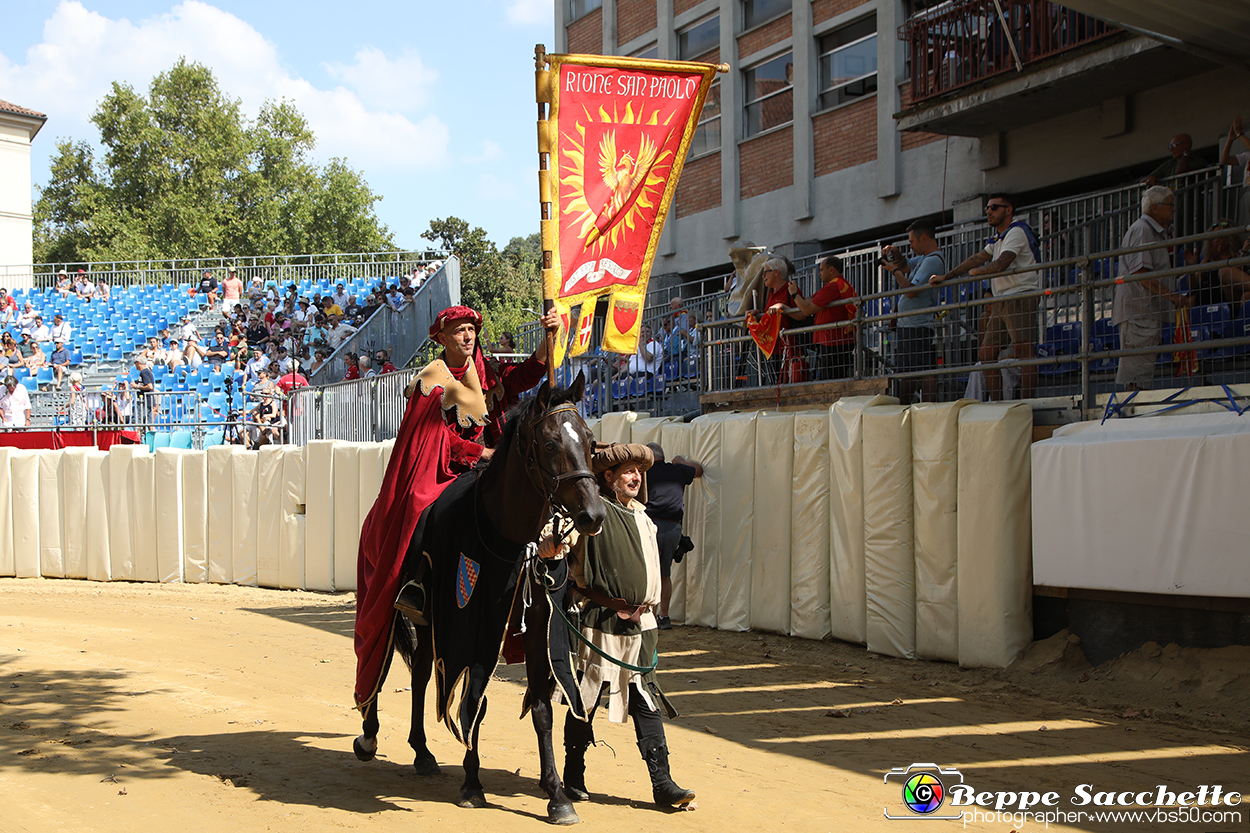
[506,0,551,26]
[0,0,448,172]
[324,47,438,113]
[462,140,503,165]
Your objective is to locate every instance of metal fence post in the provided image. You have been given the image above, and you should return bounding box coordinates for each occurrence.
[1079,257,1093,417]
[314,390,323,440]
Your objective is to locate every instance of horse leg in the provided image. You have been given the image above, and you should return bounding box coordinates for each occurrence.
[407,624,440,776]
[354,700,380,762]
[457,697,488,808]
[525,614,578,824]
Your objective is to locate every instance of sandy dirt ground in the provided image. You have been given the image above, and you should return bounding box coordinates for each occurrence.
[2,578,1248,833]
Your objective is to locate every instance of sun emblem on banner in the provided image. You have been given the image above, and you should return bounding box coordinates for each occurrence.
[561,103,674,252]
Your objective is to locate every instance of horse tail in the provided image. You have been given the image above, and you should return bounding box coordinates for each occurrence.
[393,614,417,673]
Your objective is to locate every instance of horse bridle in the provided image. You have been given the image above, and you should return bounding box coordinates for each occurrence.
[518,403,596,509]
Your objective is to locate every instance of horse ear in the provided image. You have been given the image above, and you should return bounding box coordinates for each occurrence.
[569,369,586,402]
[536,379,552,408]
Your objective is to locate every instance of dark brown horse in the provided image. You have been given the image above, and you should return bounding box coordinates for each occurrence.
[354,373,604,825]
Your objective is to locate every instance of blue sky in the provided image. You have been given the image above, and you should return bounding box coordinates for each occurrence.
[0,0,555,253]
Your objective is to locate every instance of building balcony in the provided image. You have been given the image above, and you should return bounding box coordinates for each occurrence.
[895,0,1214,136]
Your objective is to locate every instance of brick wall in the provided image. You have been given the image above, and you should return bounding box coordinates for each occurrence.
[676,151,722,217]
[567,8,603,54]
[740,126,794,199]
[813,98,876,176]
[812,0,868,25]
[899,86,944,151]
[674,0,703,15]
[738,13,791,59]
[617,0,657,45]
[693,48,719,65]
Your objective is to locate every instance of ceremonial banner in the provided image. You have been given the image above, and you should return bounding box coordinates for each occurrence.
[746,310,782,358]
[537,49,723,366]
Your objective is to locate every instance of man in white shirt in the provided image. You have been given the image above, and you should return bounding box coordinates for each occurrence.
[245,346,269,383]
[16,302,38,337]
[50,314,72,344]
[0,375,32,427]
[75,274,95,300]
[328,315,358,349]
[931,193,1042,401]
[332,284,350,309]
[31,315,51,344]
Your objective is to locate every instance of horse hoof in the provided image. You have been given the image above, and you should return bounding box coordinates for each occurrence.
[413,754,441,777]
[353,735,377,762]
[547,801,580,825]
[457,789,488,809]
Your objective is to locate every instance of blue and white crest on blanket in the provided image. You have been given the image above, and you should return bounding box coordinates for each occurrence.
[456,553,481,609]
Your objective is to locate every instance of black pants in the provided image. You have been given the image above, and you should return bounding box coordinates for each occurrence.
[572,681,665,742]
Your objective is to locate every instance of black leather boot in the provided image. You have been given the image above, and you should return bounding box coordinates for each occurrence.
[562,714,594,802]
[638,734,695,808]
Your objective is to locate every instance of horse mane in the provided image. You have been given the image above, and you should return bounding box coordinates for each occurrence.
[493,382,581,461]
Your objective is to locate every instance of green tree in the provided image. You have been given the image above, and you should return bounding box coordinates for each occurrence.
[422,219,542,340]
[33,59,393,263]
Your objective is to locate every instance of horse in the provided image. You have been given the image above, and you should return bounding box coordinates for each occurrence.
[353,372,605,825]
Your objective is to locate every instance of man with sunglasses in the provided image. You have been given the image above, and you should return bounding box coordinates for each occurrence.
[931,194,1041,401]
[1143,133,1207,187]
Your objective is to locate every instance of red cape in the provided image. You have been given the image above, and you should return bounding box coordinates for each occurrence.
[353,351,548,709]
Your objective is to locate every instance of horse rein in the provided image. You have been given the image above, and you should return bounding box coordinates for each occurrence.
[520,403,596,507]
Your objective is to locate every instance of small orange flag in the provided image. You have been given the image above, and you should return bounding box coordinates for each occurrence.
[746,311,782,358]
[1174,308,1198,378]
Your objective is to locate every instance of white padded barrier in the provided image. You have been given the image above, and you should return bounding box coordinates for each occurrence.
[60,448,89,579]
[303,440,336,591]
[599,411,640,444]
[154,449,186,583]
[129,453,158,582]
[714,411,757,632]
[911,400,972,662]
[628,417,676,447]
[181,450,208,583]
[0,449,14,576]
[790,412,832,640]
[279,446,306,590]
[585,418,600,442]
[751,413,794,635]
[332,443,361,592]
[205,446,238,584]
[84,451,110,581]
[357,445,387,556]
[828,395,897,644]
[256,446,285,588]
[862,405,915,659]
[12,450,40,577]
[957,403,1034,668]
[38,450,65,578]
[107,446,147,581]
[685,413,728,627]
[658,421,695,624]
[231,451,259,587]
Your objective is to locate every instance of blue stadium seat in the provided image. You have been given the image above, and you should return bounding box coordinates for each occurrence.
[1037,322,1081,375]
[35,367,54,387]
[206,390,227,413]
[170,430,194,449]
[202,430,225,448]
[1190,303,1232,359]
[149,432,173,451]
[106,345,123,361]
[1091,317,1118,372]
[13,366,29,380]
[21,377,37,392]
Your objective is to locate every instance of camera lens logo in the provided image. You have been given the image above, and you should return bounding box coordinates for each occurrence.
[902,772,945,814]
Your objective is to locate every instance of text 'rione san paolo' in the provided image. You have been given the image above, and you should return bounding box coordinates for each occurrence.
[564,69,701,100]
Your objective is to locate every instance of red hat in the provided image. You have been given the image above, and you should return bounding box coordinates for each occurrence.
[429,305,482,339]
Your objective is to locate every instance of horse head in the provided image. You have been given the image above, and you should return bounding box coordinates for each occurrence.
[519,370,605,537]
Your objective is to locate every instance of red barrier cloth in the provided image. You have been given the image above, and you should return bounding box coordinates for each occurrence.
[0,429,140,450]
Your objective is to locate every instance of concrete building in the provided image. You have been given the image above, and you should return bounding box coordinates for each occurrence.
[553,0,1241,292]
[0,99,47,290]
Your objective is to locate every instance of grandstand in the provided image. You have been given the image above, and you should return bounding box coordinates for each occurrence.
[8,259,442,448]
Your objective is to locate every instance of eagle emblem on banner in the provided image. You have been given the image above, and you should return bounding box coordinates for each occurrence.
[456,554,481,609]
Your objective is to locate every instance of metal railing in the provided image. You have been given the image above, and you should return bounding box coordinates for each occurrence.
[5,250,448,293]
[288,368,416,444]
[900,0,1120,105]
[698,223,1250,416]
[305,257,459,386]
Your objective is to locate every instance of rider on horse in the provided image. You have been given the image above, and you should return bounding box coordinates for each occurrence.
[541,442,697,810]
[353,303,559,712]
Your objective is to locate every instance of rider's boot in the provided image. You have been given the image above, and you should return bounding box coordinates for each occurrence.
[562,713,595,802]
[394,558,429,626]
[638,734,695,808]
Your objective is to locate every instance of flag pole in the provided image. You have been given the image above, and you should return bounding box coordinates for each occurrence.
[536,44,557,388]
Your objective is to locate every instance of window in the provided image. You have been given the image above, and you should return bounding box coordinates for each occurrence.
[743,52,793,137]
[688,82,721,157]
[569,0,602,21]
[818,15,877,110]
[631,43,658,59]
[679,15,719,61]
[742,0,790,30]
